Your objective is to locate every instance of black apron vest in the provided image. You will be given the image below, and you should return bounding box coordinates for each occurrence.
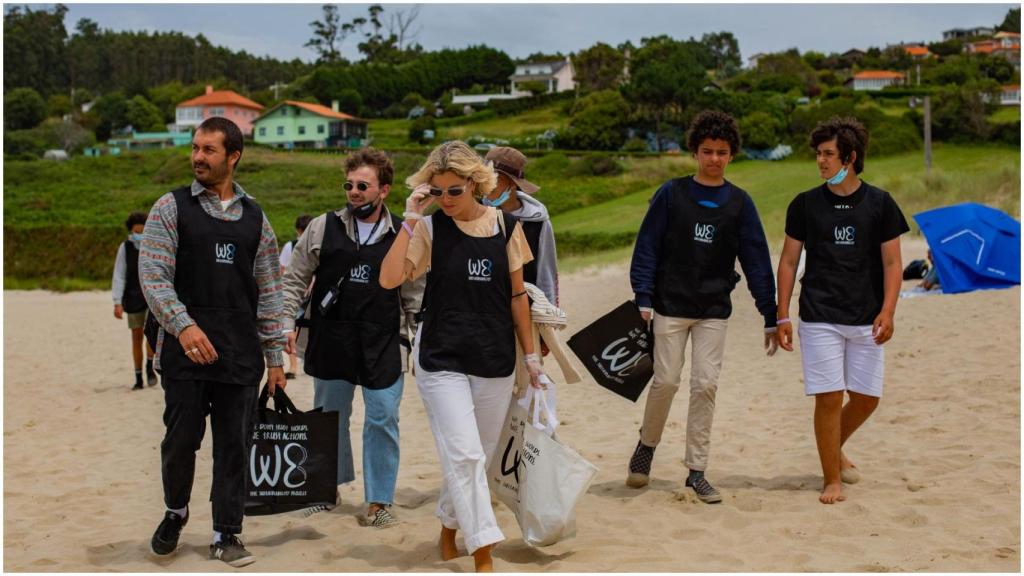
[304,212,402,389]
[122,240,148,313]
[653,177,744,319]
[419,210,517,378]
[160,186,265,385]
[520,219,543,288]
[799,185,885,325]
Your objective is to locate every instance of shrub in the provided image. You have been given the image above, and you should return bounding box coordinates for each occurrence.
[408,115,436,143]
[739,111,783,149]
[5,87,47,131]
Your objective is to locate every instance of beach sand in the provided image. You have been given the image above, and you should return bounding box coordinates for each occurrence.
[4,237,1020,572]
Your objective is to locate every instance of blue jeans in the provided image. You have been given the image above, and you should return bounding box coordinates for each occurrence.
[313,375,403,505]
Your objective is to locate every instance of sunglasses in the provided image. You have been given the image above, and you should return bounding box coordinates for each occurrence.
[428,186,466,197]
[343,181,373,192]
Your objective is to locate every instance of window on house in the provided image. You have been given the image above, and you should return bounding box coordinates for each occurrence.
[317,124,325,134]
[277,126,284,136]
[259,127,266,136]
[298,126,306,135]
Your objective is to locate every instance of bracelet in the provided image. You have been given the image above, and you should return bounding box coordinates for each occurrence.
[776,318,791,325]
[524,353,540,364]
[512,290,527,299]
[402,221,415,238]
[402,211,423,220]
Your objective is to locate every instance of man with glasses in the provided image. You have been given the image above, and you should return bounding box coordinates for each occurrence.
[281,148,423,527]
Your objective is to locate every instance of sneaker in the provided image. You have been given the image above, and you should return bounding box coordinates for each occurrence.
[151,510,188,555]
[147,371,159,387]
[284,372,296,380]
[626,440,655,488]
[685,474,723,504]
[360,507,400,528]
[132,383,144,390]
[210,535,255,567]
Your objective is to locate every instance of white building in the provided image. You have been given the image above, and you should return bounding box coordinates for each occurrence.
[509,57,576,97]
[845,70,905,91]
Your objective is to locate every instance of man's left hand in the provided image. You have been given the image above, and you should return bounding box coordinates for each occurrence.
[764,328,779,356]
[872,310,895,345]
[267,366,287,395]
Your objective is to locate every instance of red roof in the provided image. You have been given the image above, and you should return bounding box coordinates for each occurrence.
[904,46,931,57]
[1003,85,1020,91]
[179,89,263,110]
[255,100,362,122]
[854,70,905,80]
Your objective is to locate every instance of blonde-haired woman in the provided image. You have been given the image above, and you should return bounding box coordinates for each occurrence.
[380,141,544,572]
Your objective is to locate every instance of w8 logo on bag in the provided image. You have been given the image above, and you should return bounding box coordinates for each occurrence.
[250,443,308,489]
[467,258,493,282]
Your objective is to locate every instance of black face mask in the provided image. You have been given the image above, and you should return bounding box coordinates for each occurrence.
[349,198,379,220]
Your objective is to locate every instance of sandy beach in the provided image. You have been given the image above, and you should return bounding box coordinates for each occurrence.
[3,237,1020,572]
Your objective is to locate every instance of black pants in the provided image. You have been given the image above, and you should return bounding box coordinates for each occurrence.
[161,378,258,534]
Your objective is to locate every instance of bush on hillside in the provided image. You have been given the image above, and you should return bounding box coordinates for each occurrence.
[408,115,436,143]
[5,87,48,131]
[739,111,783,149]
[557,90,630,151]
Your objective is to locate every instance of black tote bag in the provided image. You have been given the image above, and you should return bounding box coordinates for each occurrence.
[567,301,654,402]
[244,385,339,516]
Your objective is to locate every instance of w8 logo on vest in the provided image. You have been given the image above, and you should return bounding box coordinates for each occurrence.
[467,259,493,282]
[350,264,372,284]
[833,225,856,246]
[215,242,236,264]
[693,223,716,244]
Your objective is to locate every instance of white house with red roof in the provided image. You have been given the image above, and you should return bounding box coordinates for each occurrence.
[175,85,265,135]
[252,100,368,149]
[845,70,906,91]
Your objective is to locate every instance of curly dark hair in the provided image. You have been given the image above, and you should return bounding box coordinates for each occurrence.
[809,116,869,174]
[686,110,741,155]
[344,147,393,187]
[294,214,313,232]
[125,211,148,230]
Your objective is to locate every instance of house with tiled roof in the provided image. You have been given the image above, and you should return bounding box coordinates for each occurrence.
[942,26,994,41]
[965,33,1021,69]
[509,57,577,97]
[845,70,905,91]
[903,45,932,60]
[175,86,264,136]
[252,100,368,149]
[1001,85,1020,106]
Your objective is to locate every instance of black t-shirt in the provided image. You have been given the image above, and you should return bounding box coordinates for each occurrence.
[785,182,908,243]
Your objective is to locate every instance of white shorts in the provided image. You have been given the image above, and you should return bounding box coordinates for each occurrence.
[798,322,884,398]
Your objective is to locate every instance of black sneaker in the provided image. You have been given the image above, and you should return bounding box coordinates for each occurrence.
[210,535,255,567]
[626,440,655,488]
[685,474,723,504]
[132,383,144,391]
[151,510,188,555]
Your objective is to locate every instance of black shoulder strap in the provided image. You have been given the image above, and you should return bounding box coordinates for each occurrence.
[500,211,517,245]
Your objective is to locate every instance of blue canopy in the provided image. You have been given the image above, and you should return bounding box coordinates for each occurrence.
[913,203,1020,294]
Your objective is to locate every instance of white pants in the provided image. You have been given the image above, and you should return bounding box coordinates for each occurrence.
[414,334,514,555]
[798,322,884,397]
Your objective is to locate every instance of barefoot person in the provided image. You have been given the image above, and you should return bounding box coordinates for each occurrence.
[775,116,909,504]
[281,148,423,528]
[140,117,287,565]
[112,211,157,390]
[379,141,545,572]
[627,110,778,503]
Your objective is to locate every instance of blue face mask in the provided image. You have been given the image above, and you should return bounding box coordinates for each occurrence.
[826,166,849,186]
[482,187,512,207]
[129,233,143,243]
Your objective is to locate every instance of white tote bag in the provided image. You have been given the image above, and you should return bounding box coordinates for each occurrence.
[488,389,529,512]
[517,386,598,547]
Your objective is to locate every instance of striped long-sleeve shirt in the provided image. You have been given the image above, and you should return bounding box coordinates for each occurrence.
[140,180,286,369]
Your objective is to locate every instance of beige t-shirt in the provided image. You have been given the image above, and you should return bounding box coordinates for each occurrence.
[406,206,533,280]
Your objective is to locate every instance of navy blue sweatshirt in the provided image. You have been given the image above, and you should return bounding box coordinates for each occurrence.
[630,178,777,328]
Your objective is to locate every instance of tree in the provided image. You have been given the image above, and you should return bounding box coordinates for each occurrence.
[4,87,48,130]
[3,4,69,96]
[91,91,128,140]
[701,31,742,78]
[997,7,1020,33]
[47,94,72,118]
[305,4,344,63]
[336,88,363,115]
[739,111,782,149]
[519,81,549,96]
[625,35,708,150]
[573,42,625,92]
[562,89,631,150]
[126,95,166,132]
[387,5,422,51]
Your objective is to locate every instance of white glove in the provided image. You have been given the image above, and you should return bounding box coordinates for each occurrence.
[639,306,653,328]
[524,352,546,389]
[764,327,779,357]
[404,183,434,218]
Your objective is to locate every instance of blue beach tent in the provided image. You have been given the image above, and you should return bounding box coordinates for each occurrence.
[913,203,1021,294]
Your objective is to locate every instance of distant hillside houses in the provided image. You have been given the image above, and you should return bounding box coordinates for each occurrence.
[252,100,368,149]
[175,86,264,136]
[846,70,906,91]
[965,31,1021,69]
[943,26,996,41]
[509,57,577,97]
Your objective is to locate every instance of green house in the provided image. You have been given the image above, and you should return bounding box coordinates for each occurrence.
[253,100,368,149]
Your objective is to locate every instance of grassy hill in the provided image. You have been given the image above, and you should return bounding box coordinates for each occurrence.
[3,103,1019,291]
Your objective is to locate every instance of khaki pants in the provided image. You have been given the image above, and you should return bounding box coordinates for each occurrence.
[640,312,728,471]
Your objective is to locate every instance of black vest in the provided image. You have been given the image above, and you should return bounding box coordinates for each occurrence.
[122,240,148,313]
[419,210,517,378]
[653,177,745,319]
[799,185,886,325]
[160,186,265,385]
[520,219,543,288]
[304,212,402,389]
